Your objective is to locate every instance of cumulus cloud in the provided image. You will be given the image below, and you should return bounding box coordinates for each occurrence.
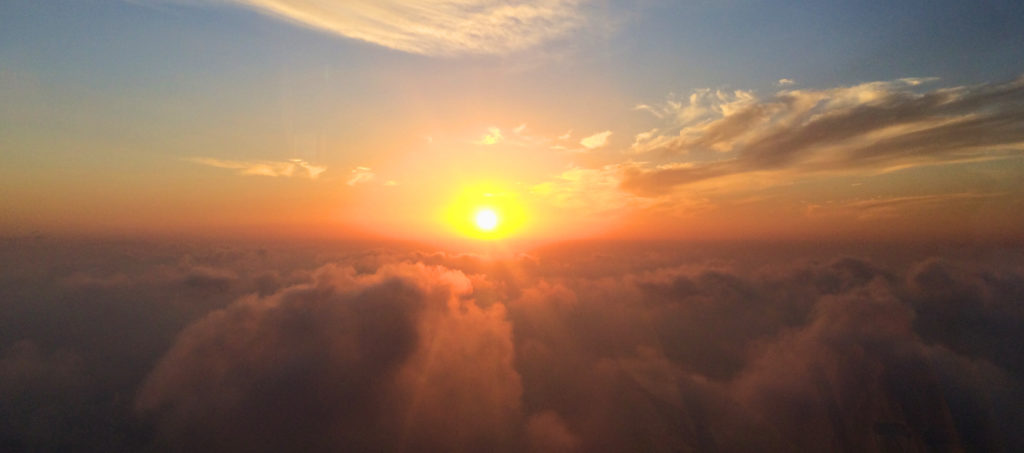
[136,262,523,451]
[621,76,1024,195]
[2,238,1023,450]
[217,0,589,56]
[188,157,326,179]
[579,130,612,149]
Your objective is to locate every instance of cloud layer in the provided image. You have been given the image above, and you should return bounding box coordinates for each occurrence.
[2,238,1023,451]
[223,0,588,56]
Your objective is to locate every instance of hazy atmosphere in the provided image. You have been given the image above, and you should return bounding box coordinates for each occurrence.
[2,0,1023,451]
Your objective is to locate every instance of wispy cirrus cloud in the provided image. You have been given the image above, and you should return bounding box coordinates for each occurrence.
[347,166,376,186]
[806,192,1006,220]
[218,0,589,56]
[623,76,1024,195]
[346,166,399,187]
[187,157,326,178]
[472,124,565,148]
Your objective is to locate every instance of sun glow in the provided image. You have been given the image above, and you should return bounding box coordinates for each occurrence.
[442,183,528,240]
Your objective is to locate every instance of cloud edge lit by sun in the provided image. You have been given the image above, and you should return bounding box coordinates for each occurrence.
[221,0,590,56]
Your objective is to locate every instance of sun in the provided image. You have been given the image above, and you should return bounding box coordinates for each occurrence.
[475,208,499,231]
[441,183,528,240]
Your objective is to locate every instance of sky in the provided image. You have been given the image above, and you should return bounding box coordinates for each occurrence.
[2,0,1023,243]
[3,3,1024,451]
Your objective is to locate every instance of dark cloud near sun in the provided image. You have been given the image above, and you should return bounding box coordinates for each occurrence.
[1,238,1023,451]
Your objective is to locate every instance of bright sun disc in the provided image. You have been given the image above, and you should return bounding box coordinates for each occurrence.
[441,183,528,240]
[475,208,499,231]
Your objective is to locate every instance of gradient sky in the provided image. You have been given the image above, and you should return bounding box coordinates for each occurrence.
[3,0,1024,241]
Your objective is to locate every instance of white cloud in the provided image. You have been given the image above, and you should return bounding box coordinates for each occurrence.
[347,166,376,186]
[777,78,795,86]
[633,104,664,119]
[579,130,612,149]
[631,128,659,149]
[633,90,760,133]
[220,0,589,56]
[188,157,326,179]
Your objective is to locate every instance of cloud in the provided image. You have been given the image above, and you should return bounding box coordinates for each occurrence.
[777,78,795,86]
[136,262,523,451]
[631,128,659,149]
[60,272,131,290]
[346,166,376,186]
[526,410,580,452]
[459,123,586,150]
[136,264,427,451]
[579,130,612,149]
[188,157,326,179]
[3,238,1024,450]
[219,0,589,56]
[633,103,664,119]
[181,266,238,292]
[650,89,756,126]
[806,192,1006,220]
[476,126,505,145]
[622,76,1024,195]
[505,249,1024,451]
[530,164,653,214]
[346,166,398,186]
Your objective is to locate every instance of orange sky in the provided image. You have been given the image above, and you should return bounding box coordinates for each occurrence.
[2,1,1023,244]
